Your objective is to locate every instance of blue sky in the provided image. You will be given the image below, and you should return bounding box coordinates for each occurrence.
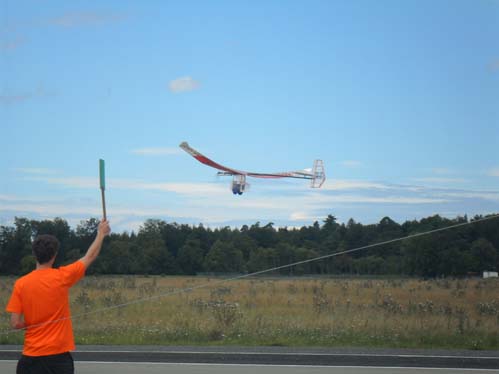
[1,0,498,233]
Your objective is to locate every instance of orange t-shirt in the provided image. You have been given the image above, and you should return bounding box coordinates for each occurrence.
[6,260,86,356]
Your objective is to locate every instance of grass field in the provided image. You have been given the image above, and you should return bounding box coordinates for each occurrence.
[1,275,499,349]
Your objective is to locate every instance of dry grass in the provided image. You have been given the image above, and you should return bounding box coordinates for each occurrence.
[1,276,499,349]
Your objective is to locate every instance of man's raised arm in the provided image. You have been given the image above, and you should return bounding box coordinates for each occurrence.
[80,220,111,269]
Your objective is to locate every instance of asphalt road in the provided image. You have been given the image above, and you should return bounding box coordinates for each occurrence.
[1,361,499,374]
[1,345,499,372]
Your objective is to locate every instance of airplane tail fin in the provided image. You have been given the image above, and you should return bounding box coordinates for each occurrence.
[311,160,326,188]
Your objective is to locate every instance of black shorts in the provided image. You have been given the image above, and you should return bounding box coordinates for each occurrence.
[17,352,74,374]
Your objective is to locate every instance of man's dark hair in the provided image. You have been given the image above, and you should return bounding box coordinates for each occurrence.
[32,235,60,264]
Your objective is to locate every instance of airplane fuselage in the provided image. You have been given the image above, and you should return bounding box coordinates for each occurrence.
[231,175,247,195]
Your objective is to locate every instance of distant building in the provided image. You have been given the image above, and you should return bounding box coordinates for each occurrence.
[483,271,498,279]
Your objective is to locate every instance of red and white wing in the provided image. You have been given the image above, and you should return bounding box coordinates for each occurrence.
[180,142,315,180]
[246,171,313,180]
[180,142,245,175]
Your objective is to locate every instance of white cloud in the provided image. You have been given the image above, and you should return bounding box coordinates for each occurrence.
[312,195,449,205]
[18,174,460,205]
[339,160,362,168]
[0,194,70,203]
[0,184,455,234]
[0,194,193,220]
[5,169,499,232]
[0,194,257,229]
[430,168,453,175]
[121,181,228,196]
[322,179,392,191]
[169,77,200,93]
[24,175,229,196]
[25,176,97,189]
[50,12,126,27]
[0,200,102,216]
[435,191,499,202]
[0,36,24,51]
[412,177,467,184]
[131,147,182,156]
[0,93,32,104]
[0,86,56,104]
[486,168,499,177]
[0,194,25,202]
[290,212,317,221]
[216,196,298,211]
[15,168,59,175]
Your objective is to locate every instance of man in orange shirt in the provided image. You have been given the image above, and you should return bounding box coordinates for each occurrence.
[6,219,111,374]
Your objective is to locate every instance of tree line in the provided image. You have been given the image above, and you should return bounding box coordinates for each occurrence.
[0,214,498,277]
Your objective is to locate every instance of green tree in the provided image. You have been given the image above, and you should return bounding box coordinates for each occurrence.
[320,215,343,255]
[20,255,36,275]
[248,222,278,248]
[94,238,140,274]
[162,222,192,258]
[177,238,204,275]
[247,247,279,273]
[0,225,16,273]
[470,238,498,271]
[402,237,440,277]
[1,218,33,274]
[136,220,177,274]
[204,240,244,273]
[75,218,100,254]
[235,234,258,262]
[353,255,385,275]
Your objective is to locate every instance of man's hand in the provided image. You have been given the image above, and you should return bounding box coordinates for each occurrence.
[10,313,25,330]
[80,219,111,269]
[98,219,111,238]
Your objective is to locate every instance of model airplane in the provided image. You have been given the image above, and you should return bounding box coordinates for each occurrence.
[180,142,325,195]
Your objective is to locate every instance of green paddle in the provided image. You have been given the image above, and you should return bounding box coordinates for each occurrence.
[99,159,107,220]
